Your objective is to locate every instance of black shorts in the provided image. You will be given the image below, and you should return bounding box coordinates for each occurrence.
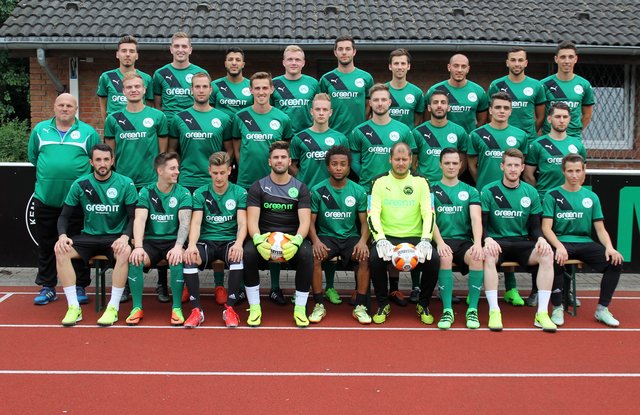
[444,239,474,275]
[494,239,535,270]
[318,236,361,268]
[143,239,176,268]
[560,241,622,274]
[195,240,237,270]
[72,234,120,266]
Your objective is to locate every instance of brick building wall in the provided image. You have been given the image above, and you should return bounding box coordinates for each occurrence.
[29,48,639,169]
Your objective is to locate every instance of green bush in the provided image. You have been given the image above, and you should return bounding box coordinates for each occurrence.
[0,118,29,162]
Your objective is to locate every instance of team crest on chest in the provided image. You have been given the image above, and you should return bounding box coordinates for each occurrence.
[520,197,531,208]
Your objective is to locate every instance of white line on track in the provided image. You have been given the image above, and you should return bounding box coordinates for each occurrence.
[0,369,638,378]
[0,293,13,303]
[0,323,639,332]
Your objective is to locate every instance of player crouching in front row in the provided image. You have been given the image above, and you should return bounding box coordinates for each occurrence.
[308,146,372,324]
[368,142,440,324]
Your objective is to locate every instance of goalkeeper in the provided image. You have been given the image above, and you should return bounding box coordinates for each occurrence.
[243,141,313,327]
[368,142,440,324]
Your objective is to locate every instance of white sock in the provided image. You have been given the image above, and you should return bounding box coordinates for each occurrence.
[64,285,79,308]
[294,291,309,307]
[486,290,499,311]
[246,285,260,305]
[108,286,125,310]
[537,290,551,314]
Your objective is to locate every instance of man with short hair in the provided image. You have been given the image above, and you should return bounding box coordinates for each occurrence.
[233,72,293,190]
[54,144,138,326]
[386,48,426,127]
[126,152,192,326]
[368,142,440,325]
[350,83,415,194]
[28,93,99,305]
[153,32,208,128]
[468,92,529,306]
[488,47,546,143]
[523,102,587,305]
[542,154,623,327]
[431,148,484,329]
[319,35,374,136]
[97,35,154,121]
[105,72,168,189]
[272,45,319,133]
[424,54,489,134]
[183,152,248,328]
[308,146,371,324]
[210,47,253,117]
[413,91,469,182]
[244,141,313,327]
[541,41,595,138]
[481,149,556,332]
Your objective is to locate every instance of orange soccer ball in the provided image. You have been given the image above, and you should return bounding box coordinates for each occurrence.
[391,243,419,271]
[267,232,290,262]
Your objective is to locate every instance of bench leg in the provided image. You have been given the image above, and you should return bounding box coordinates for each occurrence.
[94,260,108,313]
[562,265,577,317]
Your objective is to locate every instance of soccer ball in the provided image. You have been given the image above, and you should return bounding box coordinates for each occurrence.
[391,243,419,271]
[267,232,289,262]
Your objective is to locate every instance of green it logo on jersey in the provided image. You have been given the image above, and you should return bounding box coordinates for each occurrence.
[403,186,413,195]
[288,187,299,198]
[264,202,294,210]
[618,186,640,261]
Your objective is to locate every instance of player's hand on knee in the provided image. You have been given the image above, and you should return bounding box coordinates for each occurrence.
[312,241,330,261]
[436,241,452,258]
[483,237,500,258]
[470,242,484,261]
[166,246,184,266]
[352,240,369,262]
[606,247,623,266]
[228,242,244,264]
[535,237,552,256]
[129,247,146,266]
[55,235,73,255]
[555,245,568,266]
[112,235,130,256]
[184,245,200,265]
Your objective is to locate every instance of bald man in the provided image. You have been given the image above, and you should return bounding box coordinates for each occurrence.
[28,93,101,305]
[424,54,489,134]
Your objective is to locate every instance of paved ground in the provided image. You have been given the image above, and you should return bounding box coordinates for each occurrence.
[2,266,639,292]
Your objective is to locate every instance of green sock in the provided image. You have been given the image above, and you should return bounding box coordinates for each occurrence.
[269,262,281,290]
[468,270,484,309]
[128,263,144,309]
[505,272,517,291]
[410,269,420,288]
[323,262,336,289]
[169,264,184,309]
[438,269,454,309]
[214,271,225,287]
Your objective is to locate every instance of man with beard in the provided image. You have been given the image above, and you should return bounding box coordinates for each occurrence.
[210,47,253,117]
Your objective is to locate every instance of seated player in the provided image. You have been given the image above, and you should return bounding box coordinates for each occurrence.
[183,152,248,328]
[308,146,371,324]
[481,149,556,332]
[54,144,137,326]
[368,142,440,324]
[431,148,484,329]
[244,141,313,327]
[126,152,192,326]
[542,154,623,327]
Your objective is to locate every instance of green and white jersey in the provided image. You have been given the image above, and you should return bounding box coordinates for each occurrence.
[540,74,595,137]
[425,80,489,133]
[104,106,168,188]
[311,179,367,239]
[431,180,480,241]
[487,76,546,142]
[386,81,426,128]
[169,107,233,189]
[319,67,374,135]
[96,68,154,116]
[525,134,587,198]
[65,172,138,236]
[542,186,602,243]
[210,77,253,118]
[233,107,293,189]
[192,182,247,241]
[28,117,101,208]
[480,180,541,239]
[290,128,348,188]
[468,124,528,190]
[137,183,192,240]
[153,63,208,116]
[349,119,415,193]
[272,74,319,133]
[413,120,469,182]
